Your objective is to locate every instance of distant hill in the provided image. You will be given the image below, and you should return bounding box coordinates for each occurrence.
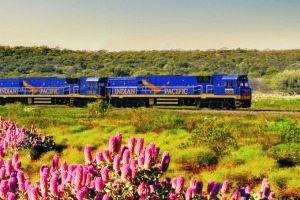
[1,46,300,93]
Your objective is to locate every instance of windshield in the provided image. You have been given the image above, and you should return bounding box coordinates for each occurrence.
[239,81,249,88]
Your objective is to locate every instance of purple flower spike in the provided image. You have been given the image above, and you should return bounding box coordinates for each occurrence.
[138,154,145,166]
[138,182,149,196]
[52,155,59,170]
[102,149,111,163]
[17,171,25,192]
[239,187,246,197]
[0,168,5,180]
[9,176,17,191]
[269,191,276,198]
[210,183,222,197]
[195,181,203,194]
[167,193,178,200]
[50,176,59,197]
[103,194,112,200]
[61,161,68,172]
[29,186,39,200]
[14,161,21,171]
[95,194,103,200]
[175,176,184,194]
[95,152,103,165]
[207,180,215,194]
[144,148,152,170]
[84,145,93,165]
[24,178,31,190]
[113,154,121,172]
[75,165,83,190]
[115,133,122,153]
[5,159,13,176]
[12,152,18,165]
[263,182,271,197]
[231,190,239,200]
[76,188,87,200]
[122,149,131,165]
[101,167,109,183]
[40,164,49,176]
[190,178,197,188]
[172,178,177,189]
[260,178,268,191]
[161,151,170,172]
[185,187,195,200]
[0,146,3,159]
[61,171,68,184]
[40,174,48,198]
[109,136,117,153]
[245,186,251,194]
[128,136,136,155]
[221,180,229,193]
[95,177,104,192]
[7,192,15,200]
[121,164,132,180]
[135,137,144,156]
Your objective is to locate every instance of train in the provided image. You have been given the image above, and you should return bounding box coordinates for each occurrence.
[0,75,252,109]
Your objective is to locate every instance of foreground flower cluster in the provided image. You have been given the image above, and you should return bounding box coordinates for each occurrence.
[0,116,55,159]
[0,128,276,199]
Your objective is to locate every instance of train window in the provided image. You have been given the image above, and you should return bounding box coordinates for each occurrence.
[138,81,142,84]
[197,76,210,83]
[221,81,227,87]
[66,78,78,84]
[232,81,237,87]
[239,82,249,87]
[228,81,232,87]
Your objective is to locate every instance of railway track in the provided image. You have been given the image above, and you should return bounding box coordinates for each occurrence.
[155,107,300,115]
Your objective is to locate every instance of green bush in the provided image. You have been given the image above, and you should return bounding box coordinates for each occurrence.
[271,69,300,94]
[173,147,218,171]
[263,119,300,143]
[191,119,237,156]
[87,99,112,117]
[230,144,264,165]
[69,125,87,133]
[268,143,300,167]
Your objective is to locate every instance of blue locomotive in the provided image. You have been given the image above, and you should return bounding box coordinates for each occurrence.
[0,75,251,109]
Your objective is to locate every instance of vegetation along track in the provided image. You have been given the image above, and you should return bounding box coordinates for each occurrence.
[156,108,300,115]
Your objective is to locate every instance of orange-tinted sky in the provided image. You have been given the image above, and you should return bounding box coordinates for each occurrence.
[1,0,300,51]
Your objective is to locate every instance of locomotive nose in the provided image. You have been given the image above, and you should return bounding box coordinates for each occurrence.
[241,88,252,95]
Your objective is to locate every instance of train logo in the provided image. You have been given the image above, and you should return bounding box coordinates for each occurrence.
[23,81,45,94]
[142,80,170,94]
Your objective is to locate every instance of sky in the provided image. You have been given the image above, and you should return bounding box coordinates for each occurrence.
[1,0,300,51]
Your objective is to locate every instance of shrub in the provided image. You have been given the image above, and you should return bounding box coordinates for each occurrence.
[69,125,87,133]
[271,69,300,94]
[87,99,112,117]
[191,118,237,156]
[177,147,218,168]
[263,119,300,143]
[268,143,300,167]
[231,144,264,165]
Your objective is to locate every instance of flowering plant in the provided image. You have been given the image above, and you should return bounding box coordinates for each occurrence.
[0,117,276,199]
[0,116,55,159]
